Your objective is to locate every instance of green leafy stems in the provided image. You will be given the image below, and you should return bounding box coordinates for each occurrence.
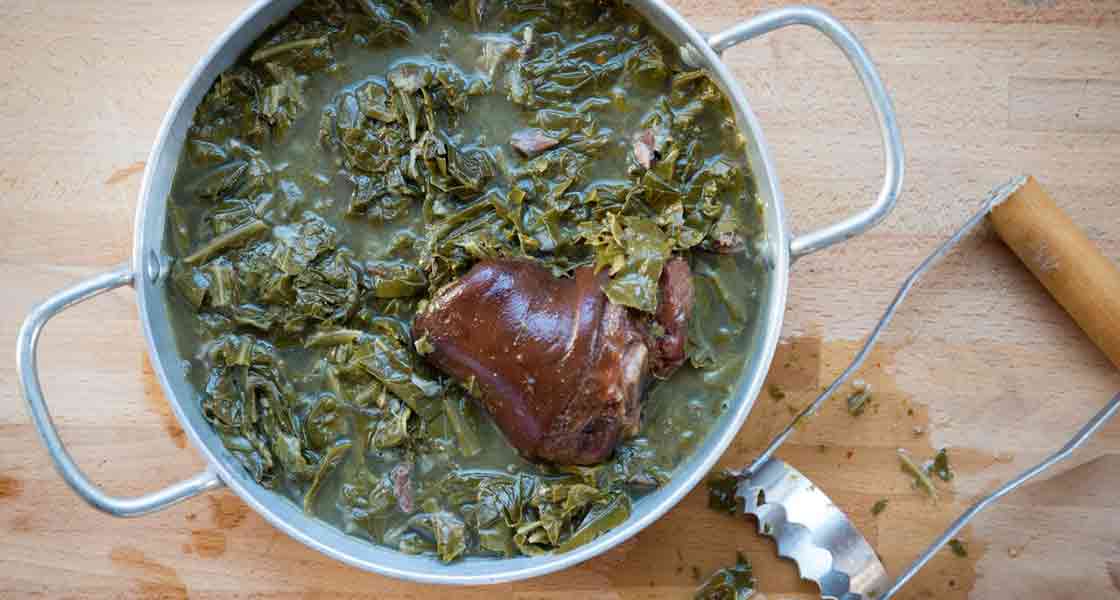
[166,0,762,562]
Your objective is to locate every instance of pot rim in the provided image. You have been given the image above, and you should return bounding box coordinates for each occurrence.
[131,0,790,584]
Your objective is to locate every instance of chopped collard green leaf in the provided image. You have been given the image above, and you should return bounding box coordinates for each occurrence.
[584,215,674,312]
[932,448,954,482]
[871,498,888,516]
[304,441,353,513]
[898,448,939,501]
[695,552,756,600]
[846,388,872,416]
[165,0,764,561]
[556,493,632,553]
[706,470,740,514]
[441,390,481,458]
[948,538,968,558]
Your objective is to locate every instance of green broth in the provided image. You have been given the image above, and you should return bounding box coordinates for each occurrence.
[164,0,765,561]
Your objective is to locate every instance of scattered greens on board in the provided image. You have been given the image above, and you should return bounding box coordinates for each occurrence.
[695,552,756,600]
[165,0,764,561]
[898,447,957,500]
[898,449,939,501]
[931,447,954,482]
[846,384,872,416]
[706,470,740,514]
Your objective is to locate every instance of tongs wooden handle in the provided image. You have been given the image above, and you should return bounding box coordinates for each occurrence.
[991,176,1120,369]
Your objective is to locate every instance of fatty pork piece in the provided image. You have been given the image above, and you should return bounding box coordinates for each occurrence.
[413,257,693,465]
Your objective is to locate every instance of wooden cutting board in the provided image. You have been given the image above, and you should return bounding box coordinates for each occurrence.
[3,1,1120,598]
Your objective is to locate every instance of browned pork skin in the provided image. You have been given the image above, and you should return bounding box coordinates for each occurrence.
[413,257,693,465]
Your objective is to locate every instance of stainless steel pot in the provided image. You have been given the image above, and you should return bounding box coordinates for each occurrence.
[18,0,902,585]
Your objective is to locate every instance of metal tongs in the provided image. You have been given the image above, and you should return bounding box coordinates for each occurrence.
[729,177,1120,599]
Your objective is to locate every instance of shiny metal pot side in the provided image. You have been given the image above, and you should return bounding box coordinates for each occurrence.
[18,0,902,585]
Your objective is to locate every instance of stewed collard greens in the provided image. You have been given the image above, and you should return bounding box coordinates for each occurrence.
[165,0,764,561]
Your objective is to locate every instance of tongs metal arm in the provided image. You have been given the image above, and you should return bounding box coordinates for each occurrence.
[879,391,1120,599]
[744,178,1029,478]
[741,176,1120,599]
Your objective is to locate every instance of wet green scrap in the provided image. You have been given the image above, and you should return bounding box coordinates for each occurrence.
[705,470,740,515]
[695,552,756,600]
[898,448,939,501]
[932,448,954,482]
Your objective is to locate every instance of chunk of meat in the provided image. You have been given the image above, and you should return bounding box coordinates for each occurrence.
[391,463,414,513]
[649,258,694,378]
[413,258,693,464]
[510,128,560,157]
[631,129,656,169]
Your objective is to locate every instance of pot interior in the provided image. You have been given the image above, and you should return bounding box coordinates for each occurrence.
[132,0,788,583]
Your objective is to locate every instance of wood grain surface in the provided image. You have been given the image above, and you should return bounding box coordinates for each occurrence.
[3,1,1120,598]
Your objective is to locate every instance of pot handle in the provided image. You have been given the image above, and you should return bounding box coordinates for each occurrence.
[16,264,224,517]
[707,5,904,260]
